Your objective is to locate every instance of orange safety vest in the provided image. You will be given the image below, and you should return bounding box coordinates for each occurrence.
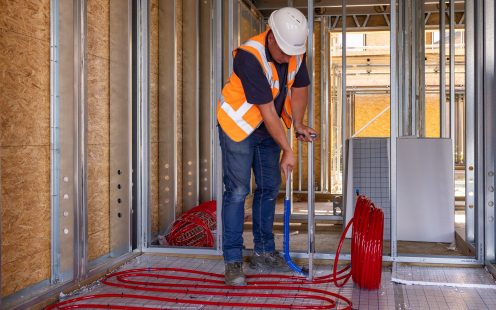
[217,29,304,142]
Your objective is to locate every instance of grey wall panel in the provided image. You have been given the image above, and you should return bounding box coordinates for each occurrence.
[199,0,213,202]
[109,0,132,257]
[483,0,495,262]
[74,0,88,281]
[345,138,391,240]
[397,138,454,243]
[57,0,76,281]
[465,0,475,243]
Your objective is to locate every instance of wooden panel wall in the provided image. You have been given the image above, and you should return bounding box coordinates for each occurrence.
[354,94,391,137]
[0,0,51,297]
[87,0,110,260]
[353,94,442,138]
[150,0,183,236]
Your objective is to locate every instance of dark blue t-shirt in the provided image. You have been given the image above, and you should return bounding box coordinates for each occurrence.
[233,39,310,136]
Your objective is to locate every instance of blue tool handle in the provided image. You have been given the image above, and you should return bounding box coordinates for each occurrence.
[283,181,308,275]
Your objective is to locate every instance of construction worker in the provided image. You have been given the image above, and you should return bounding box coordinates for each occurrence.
[217,7,318,286]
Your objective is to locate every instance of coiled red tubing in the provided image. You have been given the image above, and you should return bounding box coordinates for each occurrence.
[47,195,383,309]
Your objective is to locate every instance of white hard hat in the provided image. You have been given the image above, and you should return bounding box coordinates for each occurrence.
[268,7,308,55]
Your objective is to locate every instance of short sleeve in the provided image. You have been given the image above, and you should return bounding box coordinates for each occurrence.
[292,54,311,88]
[233,49,274,105]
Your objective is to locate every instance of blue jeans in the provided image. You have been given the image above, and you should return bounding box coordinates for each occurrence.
[218,126,282,263]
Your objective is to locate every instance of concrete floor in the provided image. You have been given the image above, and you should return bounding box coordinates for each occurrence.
[242,226,465,257]
[243,199,467,257]
[51,254,496,309]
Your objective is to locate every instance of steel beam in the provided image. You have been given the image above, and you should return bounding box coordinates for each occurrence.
[199,0,213,202]
[256,0,392,10]
[341,0,347,228]
[213,0,224,254]
[182,0,200,210]
[398,0,408,136]
[483,0,496,263]
[158,0,178,234]
[74,0,88,281]
[440,0,447,137]
[298,141,302,191]
[398,0,426,137]
[320,18,325,192]
[296,0,303,193]
[256,2,465,18]
[363,14,371,27]
[322,17,330,192]
[53,0,78,284]
[390,0,398,257]
[414,0,425,137]
[449,0,456,228]
[449,0,456,144]
[50,0,61,284]
[228,0,234,74]
[465,0,475,244]
[109,0,133,257]
[458,12,465,25]
[307,0,315,281]
[137,0,150,251]
[135,0,151,251]
[474,0,485,262]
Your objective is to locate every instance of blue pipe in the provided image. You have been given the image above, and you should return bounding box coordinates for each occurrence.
[283,195,308,275]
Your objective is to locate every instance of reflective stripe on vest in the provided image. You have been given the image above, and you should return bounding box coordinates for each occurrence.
[288,54,303,83]
[243,40,272,79]
[219,97,254,135]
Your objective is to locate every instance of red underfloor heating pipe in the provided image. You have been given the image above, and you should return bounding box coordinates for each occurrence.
[47,195,383,310]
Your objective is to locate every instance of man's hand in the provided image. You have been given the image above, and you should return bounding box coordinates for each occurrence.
[294,124,319,142]
[257,102,296,179]
[280,149,296,179]
[290,86,318,142]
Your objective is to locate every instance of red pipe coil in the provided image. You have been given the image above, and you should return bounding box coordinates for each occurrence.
[47,195,383,309]
[165,200,217,247]
[334,195,384,289]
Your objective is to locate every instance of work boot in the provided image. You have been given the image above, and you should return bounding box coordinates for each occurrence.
[249,251,291,272]
[224,262,246,286]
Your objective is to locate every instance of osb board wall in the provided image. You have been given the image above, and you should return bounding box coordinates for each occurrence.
[353,95,441,138]
[424,94,442,138]
[151,0,184,235]
[0,0,51,297]
[150,0,159,234]
[354,94,391,137]
[87,0,110,260]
